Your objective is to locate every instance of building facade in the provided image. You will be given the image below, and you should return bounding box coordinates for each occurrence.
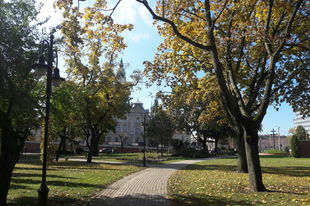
[293,113,310,134]
[258,134,289,152]
[105,100,149,146]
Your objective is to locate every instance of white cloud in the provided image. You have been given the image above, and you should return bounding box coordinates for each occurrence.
[129,32,150,42]
[36,0,63,24]
[112,0,154,27]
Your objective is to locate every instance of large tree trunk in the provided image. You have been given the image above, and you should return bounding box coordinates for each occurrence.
[214,137,219,154]
[87,137,94,163]
[55,137,64,162]
[202,130,208,151]
[0,115,25,206]
[243,125,267,192]
[235,125,248,173]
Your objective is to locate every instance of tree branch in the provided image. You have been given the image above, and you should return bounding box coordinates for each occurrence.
[136,0,213,51]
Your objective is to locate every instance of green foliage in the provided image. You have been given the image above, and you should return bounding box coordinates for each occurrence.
[147,110,175,148]
[55,0,141,161]
[75,147,85,155]
[284,145,290,153]
[290,135,301,158]
[171,139,185,152]
[295,125,307,141]
[0,0,47,204]
[138,0,310,191]
[171,148,208,158]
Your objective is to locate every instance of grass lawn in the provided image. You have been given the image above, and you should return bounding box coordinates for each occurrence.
[168,156,310,206]
[59,152,192,163]
[7,160,143,206]
[19,152,192,163]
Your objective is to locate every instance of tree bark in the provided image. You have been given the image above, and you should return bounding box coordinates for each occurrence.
[55,137,64,162]
[0,114,25,206]
[243,125,267,192]
[236,125,248,173]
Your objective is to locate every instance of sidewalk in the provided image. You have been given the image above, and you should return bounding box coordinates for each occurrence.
[88,157,221,206]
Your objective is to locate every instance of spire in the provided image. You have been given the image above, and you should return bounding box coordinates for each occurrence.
[119,58,126,79]
[120,58,123,69]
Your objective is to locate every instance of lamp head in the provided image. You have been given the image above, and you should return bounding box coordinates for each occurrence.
[52,67,65,87]
[31,54,49,76]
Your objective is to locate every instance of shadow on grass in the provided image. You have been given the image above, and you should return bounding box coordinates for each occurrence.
[262,166,310,177]
[171,193,255,206]
[259,155,290,158]
[7,195,89,206]
[87,193,255,206]
[181,163,310,177]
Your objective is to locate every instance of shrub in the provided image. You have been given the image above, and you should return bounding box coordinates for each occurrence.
[284,146,290,153]
[291,135,301,158]
[171,139,185,152]
[75,147,85,155]
[172,148,208,158]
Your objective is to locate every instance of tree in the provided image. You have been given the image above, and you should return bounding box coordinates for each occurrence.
[55,0,140,163]
[158,74,248,172]
[0,0,46,204]
[171,139,185,153]
[291,134,301,158]
[119,134,128,153]
[137,0,310,192]
[295,125,307,141]
[146,109,174,156]
[49,81,84,161]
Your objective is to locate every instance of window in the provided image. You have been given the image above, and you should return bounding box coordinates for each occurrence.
[123,125,127,132]
[136,118,140,123]
[136,127,140,133]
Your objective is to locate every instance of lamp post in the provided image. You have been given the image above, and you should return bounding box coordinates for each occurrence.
[31,34,64,206]
[276,126,280,150]
[141,113,148,167]
[271,128,276,149]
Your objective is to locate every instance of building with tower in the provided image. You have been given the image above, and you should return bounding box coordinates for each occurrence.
[104,59,150,145]
[105,99,149,146]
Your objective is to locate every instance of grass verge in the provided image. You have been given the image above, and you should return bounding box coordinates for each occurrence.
[7,160,143,206]
[263,149,288,153]
[168,156,310,206]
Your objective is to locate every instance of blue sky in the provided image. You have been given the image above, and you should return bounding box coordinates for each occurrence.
[37,0,295,135]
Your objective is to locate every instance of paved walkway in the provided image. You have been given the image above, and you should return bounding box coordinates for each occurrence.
[88,157,221,206]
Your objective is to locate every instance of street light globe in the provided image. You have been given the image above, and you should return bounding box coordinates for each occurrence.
[52,67,65,87]
[32,55,48,77]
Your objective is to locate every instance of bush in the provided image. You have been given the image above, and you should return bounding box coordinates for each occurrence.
[75,147,85,155]
[172,148,208,158]
[283,146,290,153]
[171,139,185,152]
[291,135,301,158]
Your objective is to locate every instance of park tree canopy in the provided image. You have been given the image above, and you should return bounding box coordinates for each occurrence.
[136,0,310,192]
[0,0,47,204]
[55,0,141,162]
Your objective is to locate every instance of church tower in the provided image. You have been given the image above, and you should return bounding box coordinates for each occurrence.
[118,59,126,84]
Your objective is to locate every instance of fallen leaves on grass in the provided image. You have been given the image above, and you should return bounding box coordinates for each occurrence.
[168,158,310,206]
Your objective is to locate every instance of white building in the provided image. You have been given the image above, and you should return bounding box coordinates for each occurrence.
[105,100,149,146]
[293,113,310,133]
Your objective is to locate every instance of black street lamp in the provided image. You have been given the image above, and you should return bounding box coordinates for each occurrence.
[141,113,148,167]
[31,34,64,206]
